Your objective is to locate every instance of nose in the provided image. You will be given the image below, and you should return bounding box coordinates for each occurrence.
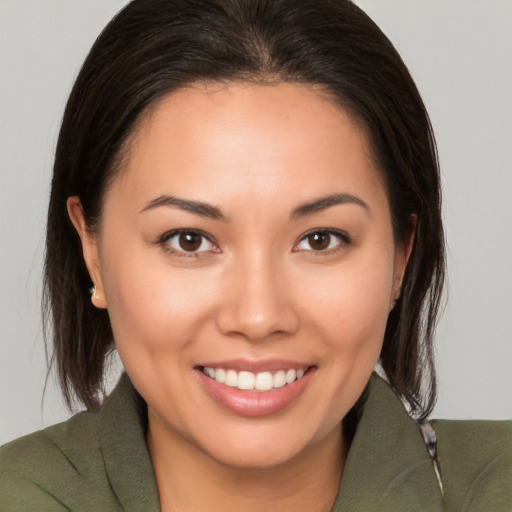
[215,254,300,342]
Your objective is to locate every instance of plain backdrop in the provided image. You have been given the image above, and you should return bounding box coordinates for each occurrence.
[1,0,511,445]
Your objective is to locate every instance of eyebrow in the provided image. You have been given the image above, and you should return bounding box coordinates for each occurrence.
[140,192,368,221]
[140,195,226,220]
[291,193,369,219]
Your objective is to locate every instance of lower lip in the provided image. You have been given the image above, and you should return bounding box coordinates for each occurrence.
[197,368,315,417]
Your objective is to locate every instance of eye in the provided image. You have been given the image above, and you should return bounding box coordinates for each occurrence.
[159,230,217,254]
[294,230,350,253]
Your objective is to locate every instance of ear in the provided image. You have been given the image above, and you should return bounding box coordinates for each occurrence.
[391,214,417,307]
[67,196,107,309]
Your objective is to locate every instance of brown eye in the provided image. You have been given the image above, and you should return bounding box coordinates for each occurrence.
[179,233,202,251]
[162,230,216,254]
[295,230,349,253]
[307,232,331,251]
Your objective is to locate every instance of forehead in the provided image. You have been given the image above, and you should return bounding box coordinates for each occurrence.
[108,82,386,215]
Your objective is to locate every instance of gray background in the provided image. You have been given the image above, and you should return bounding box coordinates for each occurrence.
[1,0,511,445]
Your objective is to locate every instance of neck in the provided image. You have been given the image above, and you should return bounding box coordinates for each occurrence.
[147,413,346,512]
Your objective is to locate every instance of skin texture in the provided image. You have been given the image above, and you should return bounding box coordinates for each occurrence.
[68,82,413,512]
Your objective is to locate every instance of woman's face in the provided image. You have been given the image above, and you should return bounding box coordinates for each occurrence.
[71,82,411,469]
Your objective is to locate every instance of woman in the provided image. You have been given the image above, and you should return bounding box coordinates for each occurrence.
[1,0,510,511]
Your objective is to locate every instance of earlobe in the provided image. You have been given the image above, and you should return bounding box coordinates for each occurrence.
[88,284,106,308]
[67,196,107,309]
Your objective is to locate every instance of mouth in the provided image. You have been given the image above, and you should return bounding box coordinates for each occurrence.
[200,366,309,392]
[195,363,317,417]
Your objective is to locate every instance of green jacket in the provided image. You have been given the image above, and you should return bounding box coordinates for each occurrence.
[1,374,511,511]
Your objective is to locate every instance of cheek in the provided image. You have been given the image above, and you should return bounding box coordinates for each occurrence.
[301,252,394,417]
[100,252,219,362]
[301,250,394,343]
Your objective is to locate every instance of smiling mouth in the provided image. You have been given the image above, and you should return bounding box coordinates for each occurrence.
[200,366,312,392]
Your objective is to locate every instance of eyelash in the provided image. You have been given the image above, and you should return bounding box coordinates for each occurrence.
[157,229,219,259]
[157,228,351,258]
[293,229,351,255]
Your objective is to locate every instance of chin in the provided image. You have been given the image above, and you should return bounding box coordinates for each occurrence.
[202,436,313,470]
[190,417,340,471]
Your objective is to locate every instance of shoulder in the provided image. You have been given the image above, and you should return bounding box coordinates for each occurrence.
[0,374,156,512]
[431,419,512,512]
[0,409,121,511]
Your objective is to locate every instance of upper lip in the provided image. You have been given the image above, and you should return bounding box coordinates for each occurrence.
[196,359,313,373]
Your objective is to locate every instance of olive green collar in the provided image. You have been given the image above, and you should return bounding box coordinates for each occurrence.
[99,373,160,512]
[333,374,443,511]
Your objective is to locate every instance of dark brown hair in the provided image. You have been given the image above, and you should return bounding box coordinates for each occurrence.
[44,0,445,417]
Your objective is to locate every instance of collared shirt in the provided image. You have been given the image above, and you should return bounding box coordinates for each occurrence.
[1,373,511,511]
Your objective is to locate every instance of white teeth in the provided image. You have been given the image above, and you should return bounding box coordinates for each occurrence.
[273,370,286,388]
[255,371,273,391]
[225,369,238,387]
[215,368,226,383]
[285,369,297,384]
[237,371,255,390]
[202,366,308,391]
